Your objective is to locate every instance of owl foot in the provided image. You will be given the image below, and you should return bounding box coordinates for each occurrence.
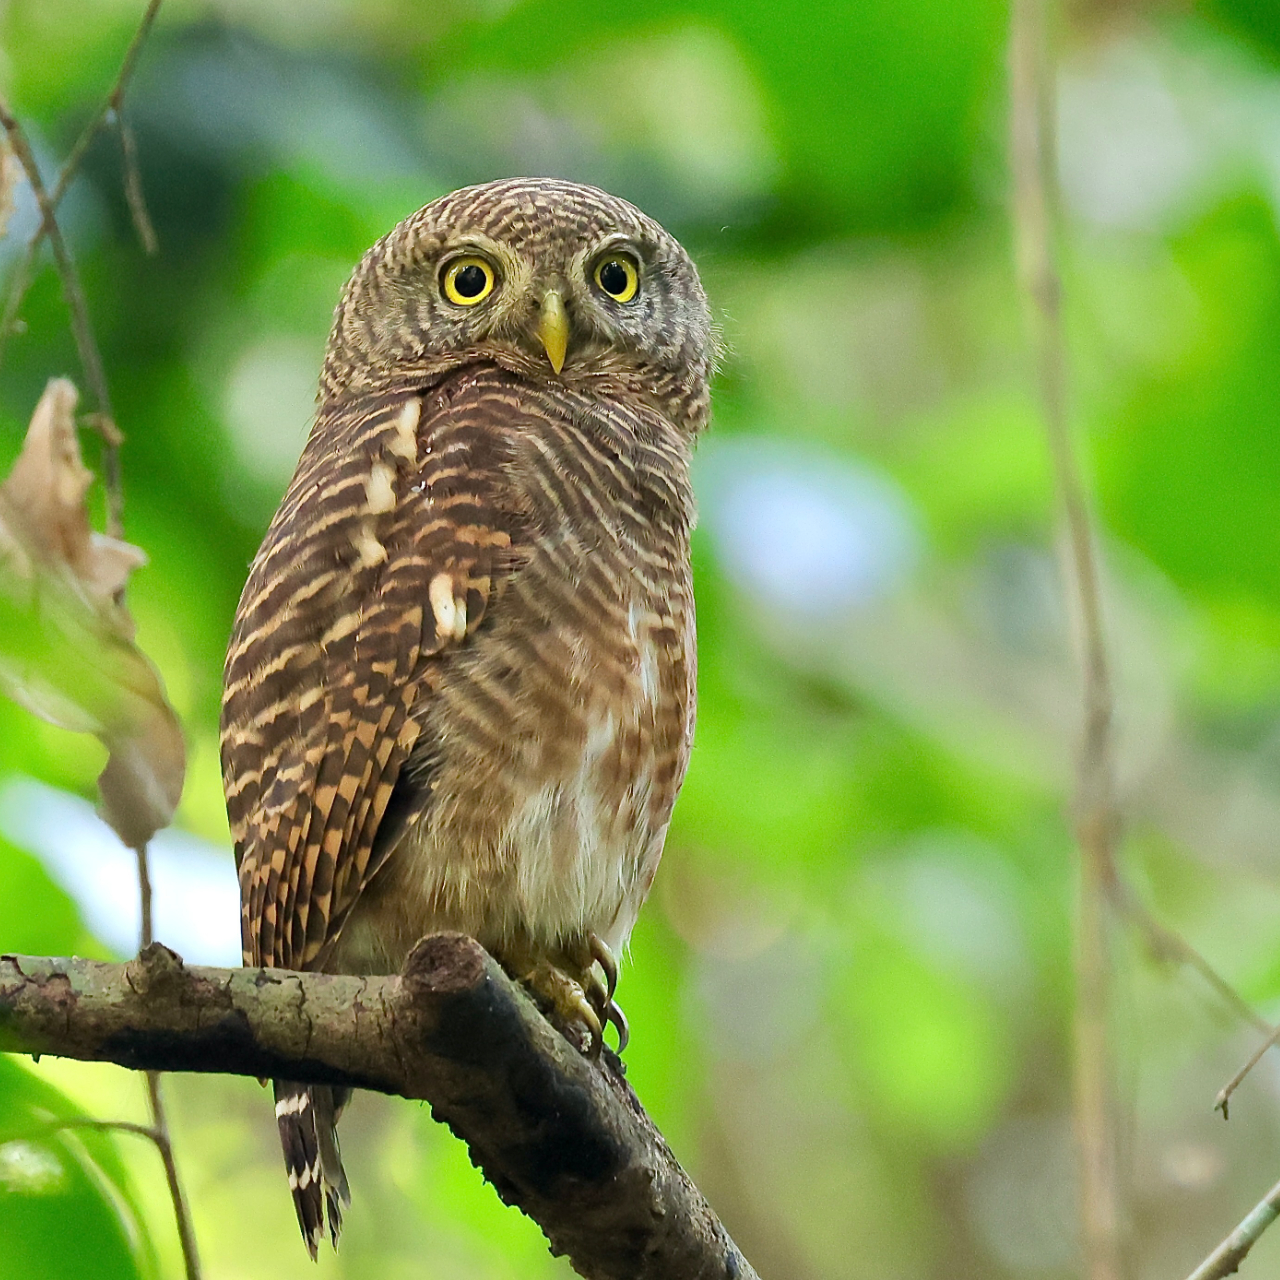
[564,934,628,1056]
[521,959,604,1057]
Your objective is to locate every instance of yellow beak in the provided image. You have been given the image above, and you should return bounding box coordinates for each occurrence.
[536,291,569,375]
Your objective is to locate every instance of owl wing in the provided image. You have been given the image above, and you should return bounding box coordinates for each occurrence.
[221,372,526,971]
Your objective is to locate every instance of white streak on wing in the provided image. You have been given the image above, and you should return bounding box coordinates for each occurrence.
[429,573,457,639]
[366,461,396,513]
[321,611,361,647]
[389,397,420,462]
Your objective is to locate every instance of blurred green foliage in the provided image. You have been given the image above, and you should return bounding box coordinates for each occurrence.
[0,1057,156,1280]
[2,1,1280,1278]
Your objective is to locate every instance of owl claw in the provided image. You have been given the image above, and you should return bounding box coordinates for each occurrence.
[605,999,630,1054]
[588,934,618,1004]
[584,969,611,1020]
[584,935,629,1055]
[512,937,632,1059]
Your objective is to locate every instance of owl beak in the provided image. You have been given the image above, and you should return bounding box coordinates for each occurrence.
[536,290,569,375]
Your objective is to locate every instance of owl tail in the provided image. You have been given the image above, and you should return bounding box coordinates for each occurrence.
[273,1080,352,1259]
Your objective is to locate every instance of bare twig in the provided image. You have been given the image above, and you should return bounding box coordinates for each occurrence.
[20,1109,202,1272]
[1216,1024,1280,1120]
[144,1069,200,1280]
[32,1117,161,1142]
[1118,892,1272,1038]
[0,939,759,1280]
[0,0,164,537]
[134,846,154,951]
[1009,2,1124,1277]
[132,845,201,1280]
[1184,1174,1280,1280]
[1008,16,1280,1276]
[0,5,197,1271]
[114,110,158,255]
[0,0,164,353]
[1122,891,1280,1119]
[0,100,122,536]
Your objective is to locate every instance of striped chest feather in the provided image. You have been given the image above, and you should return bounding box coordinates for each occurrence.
[330,374,696,971]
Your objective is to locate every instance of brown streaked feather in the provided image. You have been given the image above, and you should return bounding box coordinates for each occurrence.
[221,177,713,1259]
[221,375,520,971]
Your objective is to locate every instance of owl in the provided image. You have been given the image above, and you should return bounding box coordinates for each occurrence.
[220,177,714,1255]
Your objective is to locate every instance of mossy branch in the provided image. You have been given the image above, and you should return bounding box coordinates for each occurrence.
[0,934,756,1280]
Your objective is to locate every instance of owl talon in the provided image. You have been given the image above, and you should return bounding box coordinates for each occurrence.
[588,934,618,1004]
[584,970,610,1021]
[605,999,630,1054]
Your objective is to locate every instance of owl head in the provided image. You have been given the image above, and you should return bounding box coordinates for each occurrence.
[323,178,716,432]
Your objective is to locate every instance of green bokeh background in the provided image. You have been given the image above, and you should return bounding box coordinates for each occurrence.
[3,1,1280,1277]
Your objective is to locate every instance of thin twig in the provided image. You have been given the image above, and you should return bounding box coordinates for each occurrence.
[114,110,158,255]
[1,4,192,1271]
[1123,890,1280,1118]
[134,846,201,1280]
[0,99,122,537]
[144,1068,201,1280]
[21,1108,207,1263]
[0,0,164,354]
[1119,893,1272,1037]
[133,845,154,951]
[29,1117,161,1142]
[1215,1024,1280,1120]
[1184,1174,1280,1280]
[1009,3,1124,1277]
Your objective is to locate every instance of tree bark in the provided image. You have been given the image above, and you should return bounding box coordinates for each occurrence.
[0,934,756,1280]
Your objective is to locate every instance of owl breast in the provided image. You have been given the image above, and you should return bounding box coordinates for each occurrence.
[331,372,696,974]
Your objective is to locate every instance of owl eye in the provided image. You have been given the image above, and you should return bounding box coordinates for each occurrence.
[442,256,497,306]
[593,254,639,303]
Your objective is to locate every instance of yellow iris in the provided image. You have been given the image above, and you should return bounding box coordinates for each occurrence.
[593,254,639,303]
[442,256,496,306]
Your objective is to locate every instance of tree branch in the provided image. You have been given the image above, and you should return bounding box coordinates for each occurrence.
[1184,1174,1280,1280]
[1009,3,1123,1276]
[0,935,757,1280]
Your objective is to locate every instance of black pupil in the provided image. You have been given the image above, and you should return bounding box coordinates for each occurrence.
[454,263,487,297]
[600,259,630,296]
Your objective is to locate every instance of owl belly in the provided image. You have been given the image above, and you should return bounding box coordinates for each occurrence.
[333,576,693,976]
[496,703,660,953]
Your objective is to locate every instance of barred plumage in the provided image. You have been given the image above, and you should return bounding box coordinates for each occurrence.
[220,178,714,1253]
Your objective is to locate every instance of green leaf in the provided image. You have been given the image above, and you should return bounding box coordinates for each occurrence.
[0,1057,158,1280]
[0,835,94,958]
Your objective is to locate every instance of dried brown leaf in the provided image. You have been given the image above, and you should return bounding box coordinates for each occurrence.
[0,378,185,848]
